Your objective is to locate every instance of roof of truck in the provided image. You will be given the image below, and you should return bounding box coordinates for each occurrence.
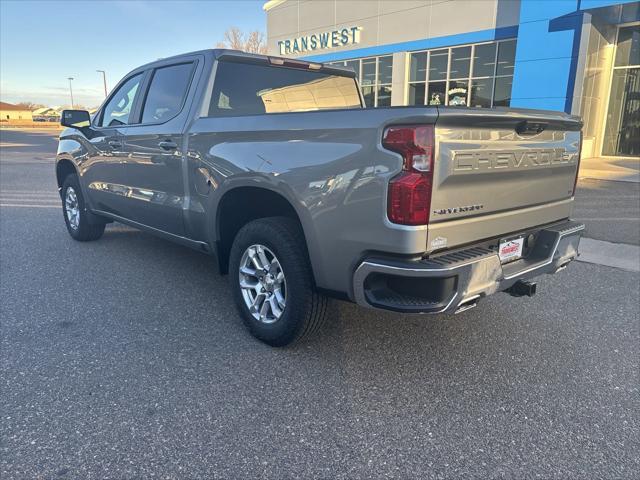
[133,48,355,77]
[134,49,275,67]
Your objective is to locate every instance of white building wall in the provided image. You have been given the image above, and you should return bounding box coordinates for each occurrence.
[266,0,508,58]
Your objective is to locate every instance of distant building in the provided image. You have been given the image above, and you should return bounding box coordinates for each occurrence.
[0,102,33,122]
[32,107,61,122]
[265,0,640,159]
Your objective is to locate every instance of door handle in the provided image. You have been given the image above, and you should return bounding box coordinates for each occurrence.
[158,140,178,151]
[107,140,122,149]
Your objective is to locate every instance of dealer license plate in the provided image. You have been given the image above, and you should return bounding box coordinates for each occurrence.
[498,237,525,264]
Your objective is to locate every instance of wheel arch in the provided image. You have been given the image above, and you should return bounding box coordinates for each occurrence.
[214,186,317,281]
[55,158,79,195]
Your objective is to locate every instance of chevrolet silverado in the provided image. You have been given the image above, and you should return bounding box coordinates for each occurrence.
[56,49,584,346]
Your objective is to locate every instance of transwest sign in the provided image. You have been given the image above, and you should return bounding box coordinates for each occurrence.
[277,26,361,55]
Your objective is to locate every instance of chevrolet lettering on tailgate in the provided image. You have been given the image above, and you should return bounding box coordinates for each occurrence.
[453,148,578,173]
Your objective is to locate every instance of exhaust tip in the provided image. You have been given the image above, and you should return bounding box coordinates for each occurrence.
[454,295,480,314]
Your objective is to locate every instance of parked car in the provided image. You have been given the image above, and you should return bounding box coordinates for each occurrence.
[56,49,584,346]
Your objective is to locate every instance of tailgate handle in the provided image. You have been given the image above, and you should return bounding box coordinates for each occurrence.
[516,121,547,135]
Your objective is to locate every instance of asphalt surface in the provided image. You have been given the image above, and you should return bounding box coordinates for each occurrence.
[573,178,640,245]
[1,129,639,479]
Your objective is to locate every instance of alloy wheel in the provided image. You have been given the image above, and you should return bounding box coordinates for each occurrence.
[239,244,286,324]
[65,187,80,230]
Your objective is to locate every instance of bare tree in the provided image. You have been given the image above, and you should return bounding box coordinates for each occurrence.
[217,26,268,54]
[245,31,267,54]
[15,102,45,111]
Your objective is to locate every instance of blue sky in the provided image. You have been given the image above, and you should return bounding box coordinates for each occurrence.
[0,0,266,107]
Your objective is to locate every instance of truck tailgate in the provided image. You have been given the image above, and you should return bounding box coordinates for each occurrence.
[427,107,582,251]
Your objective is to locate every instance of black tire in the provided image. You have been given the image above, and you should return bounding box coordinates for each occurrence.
[61,174,105,242]
[229,217,328,347]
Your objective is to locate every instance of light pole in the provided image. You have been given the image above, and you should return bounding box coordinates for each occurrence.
[96,70,107,98]
[67,77,74,108]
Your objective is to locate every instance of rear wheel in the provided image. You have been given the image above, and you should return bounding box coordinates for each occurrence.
[229,217,328,347]
[61,174,105,241]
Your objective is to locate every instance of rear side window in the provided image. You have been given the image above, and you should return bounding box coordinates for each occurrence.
[141,63,194,124]
[208,61,361,117]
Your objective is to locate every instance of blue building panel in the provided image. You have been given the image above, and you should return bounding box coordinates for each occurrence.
[518,0,579,23]
[510,0,585,113]
[302,26,518,63]
[512,16,579,62]
[510,57,575,101]
[580,0,637,10]
[511,0,636,113]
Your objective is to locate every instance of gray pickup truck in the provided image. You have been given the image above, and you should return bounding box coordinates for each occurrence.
[57,49,584,346]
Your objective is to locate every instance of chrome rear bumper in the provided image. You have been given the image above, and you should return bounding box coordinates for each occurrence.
[352,220,584,314]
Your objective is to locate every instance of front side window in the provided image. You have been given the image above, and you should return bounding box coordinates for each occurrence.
[208,61,361,116]
[100,73,142,127]
[141,63,194,124]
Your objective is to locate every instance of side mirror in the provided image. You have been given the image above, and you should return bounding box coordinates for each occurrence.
[61,110,91,129]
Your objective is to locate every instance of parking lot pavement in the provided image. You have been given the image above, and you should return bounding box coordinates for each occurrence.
[574,178,640,246]
[1,130,639,479]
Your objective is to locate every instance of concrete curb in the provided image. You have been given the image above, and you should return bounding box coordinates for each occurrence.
[579,173,640,184]
[577,238,640,273]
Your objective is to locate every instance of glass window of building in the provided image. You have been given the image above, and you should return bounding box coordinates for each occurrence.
[408,39,516,108]
[377,56,393,107]
[470,43,496,108]
[493,40,516,106]
[361,58,377,107]
[328,55,394,107]
[449,46,471,79]
[429,50,448,81]
[603,25,640,157]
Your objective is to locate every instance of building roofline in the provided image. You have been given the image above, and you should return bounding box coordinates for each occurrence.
[0,101,32,111]
[263,0,287,11]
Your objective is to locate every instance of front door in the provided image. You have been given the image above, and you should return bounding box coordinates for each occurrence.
[119,61,198,236]
[82,126,126,215]
[84,72,145,217]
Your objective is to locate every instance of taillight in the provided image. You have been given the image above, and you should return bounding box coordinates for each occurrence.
[383,125,434,225]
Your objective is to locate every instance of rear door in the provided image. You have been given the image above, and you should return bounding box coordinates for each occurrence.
[119,58,200,235]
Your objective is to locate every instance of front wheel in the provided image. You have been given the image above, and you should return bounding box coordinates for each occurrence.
[61,174,105,241]
[229,217,328,347]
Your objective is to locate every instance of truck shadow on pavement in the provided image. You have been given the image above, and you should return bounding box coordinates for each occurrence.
[97,224,482,353]
[94,223,566,367]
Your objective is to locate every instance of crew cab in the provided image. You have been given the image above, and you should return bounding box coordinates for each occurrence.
[56,49,584,346]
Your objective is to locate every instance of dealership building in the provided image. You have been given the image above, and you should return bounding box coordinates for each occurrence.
[264,0,639,159]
